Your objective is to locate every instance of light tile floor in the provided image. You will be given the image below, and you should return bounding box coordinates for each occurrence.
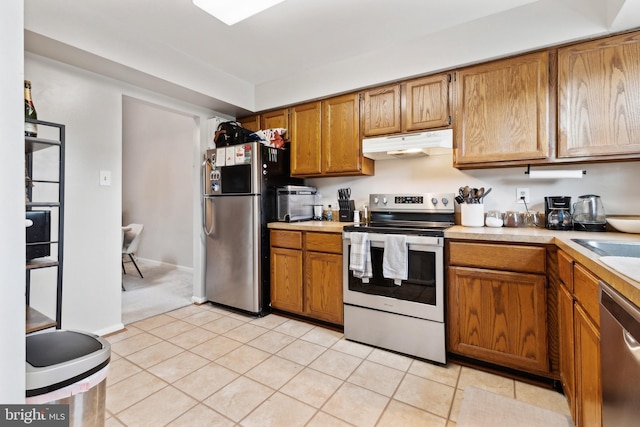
[105,304,571,426]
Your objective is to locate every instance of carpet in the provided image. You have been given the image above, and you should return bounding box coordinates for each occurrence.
[121,258,193,325]
[457,387,574,427]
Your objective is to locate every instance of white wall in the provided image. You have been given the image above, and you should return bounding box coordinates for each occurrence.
[307,153,640,220]
[0,0,26,403]
[122,97,195,268]
[24,53,219,336]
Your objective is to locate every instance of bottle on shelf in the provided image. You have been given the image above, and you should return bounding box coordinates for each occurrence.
[24,80,38,137]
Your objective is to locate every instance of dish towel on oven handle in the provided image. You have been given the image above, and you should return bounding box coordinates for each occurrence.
[349,232,372,283]
[383,234,408,285]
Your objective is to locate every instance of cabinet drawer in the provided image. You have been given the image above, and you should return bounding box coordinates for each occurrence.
[271,230,302,250]
[558,250,574,291]
[574,263,600,326]
[449,242,546,274]
[305,232,342,254]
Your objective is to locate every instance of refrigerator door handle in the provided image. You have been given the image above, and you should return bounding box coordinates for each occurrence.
[202,156,215,236]
[203,197,215,236]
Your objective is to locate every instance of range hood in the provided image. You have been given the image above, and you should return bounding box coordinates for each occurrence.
[362,129,453,160]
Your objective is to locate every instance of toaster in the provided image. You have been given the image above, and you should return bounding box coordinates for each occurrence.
[276,185,317,222]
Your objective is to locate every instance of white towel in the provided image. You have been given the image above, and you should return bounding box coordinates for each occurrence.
[383,234,408,285]
[349,232,372,283]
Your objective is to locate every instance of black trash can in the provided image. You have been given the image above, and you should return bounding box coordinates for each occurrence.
[26,330,111,427]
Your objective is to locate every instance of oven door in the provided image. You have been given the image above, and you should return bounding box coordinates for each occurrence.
[342,232,444,322]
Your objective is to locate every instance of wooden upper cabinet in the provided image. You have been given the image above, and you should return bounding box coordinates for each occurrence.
[403,74,451,131]
[362,75,451,137]
[362,84,402,136]
[453,51,551,166]
[322,93,374,176]
[261,108,289,136]
[290,101,322,176]
[237,115,260,132]
[558,31,640,159]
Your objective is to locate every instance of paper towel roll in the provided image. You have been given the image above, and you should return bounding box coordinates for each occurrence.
[528,170,583,179]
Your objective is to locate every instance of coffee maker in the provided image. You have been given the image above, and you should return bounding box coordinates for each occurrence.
[545,196,573,231]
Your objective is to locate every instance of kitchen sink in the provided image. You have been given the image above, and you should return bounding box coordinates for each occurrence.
[572,239,640,258]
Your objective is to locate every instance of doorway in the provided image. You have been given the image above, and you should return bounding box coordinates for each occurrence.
[121,96,197,324]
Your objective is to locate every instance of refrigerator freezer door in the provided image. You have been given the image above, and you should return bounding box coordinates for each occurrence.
[204,195,261,313]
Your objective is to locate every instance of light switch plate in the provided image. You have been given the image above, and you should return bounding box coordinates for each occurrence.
[99,170,112,186]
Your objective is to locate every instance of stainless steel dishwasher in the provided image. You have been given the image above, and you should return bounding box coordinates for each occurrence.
[600,281,640,427]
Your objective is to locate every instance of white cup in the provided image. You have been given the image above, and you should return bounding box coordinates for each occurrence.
[461,204,485,227]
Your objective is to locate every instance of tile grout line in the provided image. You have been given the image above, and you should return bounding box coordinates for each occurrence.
[107,304,569,426]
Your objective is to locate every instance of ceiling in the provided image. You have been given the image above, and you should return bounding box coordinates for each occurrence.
[24,0,640,116]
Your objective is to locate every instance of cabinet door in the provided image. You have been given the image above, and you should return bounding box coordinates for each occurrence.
[304,251,344,325]
[574,303,602,427]
[237,115,260,132]
[261,109,289,135]
[403,74,451,131]
[270,247,303,314]
[290,101,322,176]
[558,283,576,421]
[558,31,640,159]
[448,266,549,373]
[322,93,371,175]
[362,84,401,136]
[453,51,550,166]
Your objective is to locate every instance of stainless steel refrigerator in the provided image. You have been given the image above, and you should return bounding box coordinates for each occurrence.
[202,142,300,315]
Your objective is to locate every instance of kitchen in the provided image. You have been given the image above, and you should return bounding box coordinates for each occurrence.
[4,0,640,425]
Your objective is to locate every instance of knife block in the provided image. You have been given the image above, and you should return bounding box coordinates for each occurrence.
[339,200,355,222]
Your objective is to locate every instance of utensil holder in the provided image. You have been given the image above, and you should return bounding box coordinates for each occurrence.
[461,204,484,227]
[339,200,355,222]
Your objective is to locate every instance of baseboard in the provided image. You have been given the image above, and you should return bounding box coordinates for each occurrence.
[94,322,125,337]
[136,257,194,273]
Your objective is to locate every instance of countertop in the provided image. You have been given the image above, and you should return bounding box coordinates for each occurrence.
[268,220,352,233]
[268,221,640,308]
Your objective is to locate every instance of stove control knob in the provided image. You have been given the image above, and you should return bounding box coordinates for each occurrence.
[373,197,379,205]
[431,198,438,206]
[383,197,388,205]
[442,198,449,206]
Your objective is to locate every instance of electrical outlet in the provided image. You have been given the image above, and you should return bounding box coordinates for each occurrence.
[516,187,530,203]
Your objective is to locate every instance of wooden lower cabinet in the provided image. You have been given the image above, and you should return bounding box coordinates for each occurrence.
[270,230,343,325]
[447,241,550,375]
[574,304,601,427]
[270,247,303,313]
[557,249,602,427]
[558,282,576,419]
[448,266,549,373]
[304,251,343,324]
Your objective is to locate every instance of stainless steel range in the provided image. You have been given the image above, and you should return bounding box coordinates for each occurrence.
[342,193,454,364]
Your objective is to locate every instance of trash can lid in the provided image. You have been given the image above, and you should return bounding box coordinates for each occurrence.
[26,330,111,396]
[27,331,103,367]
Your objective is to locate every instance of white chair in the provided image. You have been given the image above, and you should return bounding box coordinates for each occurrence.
[122,223,144,279]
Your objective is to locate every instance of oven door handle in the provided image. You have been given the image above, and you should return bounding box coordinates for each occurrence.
[367,240,436,252]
